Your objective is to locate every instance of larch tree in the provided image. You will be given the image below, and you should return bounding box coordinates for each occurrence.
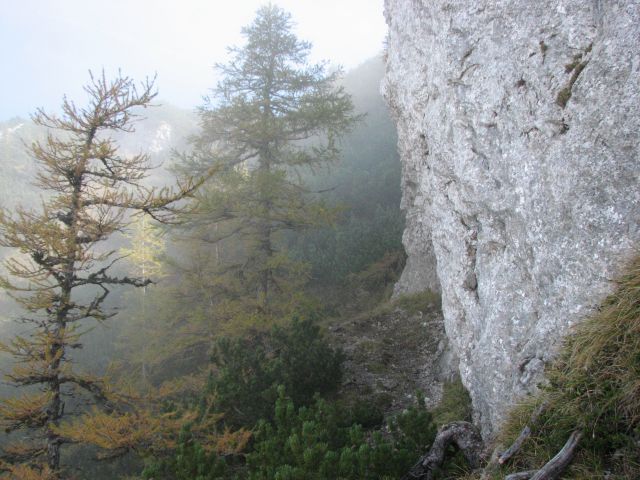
[118,216,166,384]
[183,4,359,319]
[0,72,202,478]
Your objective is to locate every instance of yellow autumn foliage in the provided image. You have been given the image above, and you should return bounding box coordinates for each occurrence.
[0,392,50,432]
[156,372,208,399]
[214,427,252,456]
[56,408,174,456]
[55,398,250,460]
[0,464,56,480]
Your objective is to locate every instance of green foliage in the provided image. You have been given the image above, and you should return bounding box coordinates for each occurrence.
[208,314,344,428]
[177,3,359,316]
[114,55,402,385]
[207,334,275,427]
[289,58,404,285]
[389,392,439,456]
[246,388,436,480]
[146,390,435,480]
[339,395,386,430]
[142,427,228,480]
[270,315,345,409]
[494,254,640,478]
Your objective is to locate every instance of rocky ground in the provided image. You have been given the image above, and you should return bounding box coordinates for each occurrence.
[324,289,458,415]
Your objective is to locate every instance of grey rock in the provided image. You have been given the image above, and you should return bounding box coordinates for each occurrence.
[382,0,640,437]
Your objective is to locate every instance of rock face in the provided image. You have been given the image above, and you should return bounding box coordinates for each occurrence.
[382,0,640,436]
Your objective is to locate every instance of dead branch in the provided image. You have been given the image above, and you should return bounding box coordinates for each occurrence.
[529,430,582,480]
[479,445,503,480]
[505,430,582,480]
[499,400,549,465]
[505,471,538,480]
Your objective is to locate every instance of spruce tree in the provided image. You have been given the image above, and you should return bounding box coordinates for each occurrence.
[183,4,359,319]
[0,72,200,478]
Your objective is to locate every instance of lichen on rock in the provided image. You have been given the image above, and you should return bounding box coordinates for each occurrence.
[382,0,640,437]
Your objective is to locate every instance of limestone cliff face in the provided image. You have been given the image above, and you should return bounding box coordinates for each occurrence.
[382,0,640,436]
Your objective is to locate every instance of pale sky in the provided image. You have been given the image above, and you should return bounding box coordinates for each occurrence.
[0,0,387,120]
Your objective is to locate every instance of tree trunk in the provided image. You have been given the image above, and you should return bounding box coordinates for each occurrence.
[46,320,65,473]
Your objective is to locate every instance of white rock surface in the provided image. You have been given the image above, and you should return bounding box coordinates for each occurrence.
[382,0,640,436]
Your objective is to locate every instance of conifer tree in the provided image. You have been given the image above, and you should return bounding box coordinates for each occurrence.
[0,72,201,478]
[184,4,359,317]
[119,216,166,384]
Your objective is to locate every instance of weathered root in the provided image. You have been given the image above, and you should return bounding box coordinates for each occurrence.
[403,414,580,480]
[530,430,582,479]
[507,430,582,480]
[402,421,483,480]
[504,471,538,480]
[499,401,549,465]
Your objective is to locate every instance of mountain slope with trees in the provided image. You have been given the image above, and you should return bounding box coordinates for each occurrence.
[0,5,443,479]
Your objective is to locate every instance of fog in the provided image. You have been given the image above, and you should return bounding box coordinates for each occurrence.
[0,4,424,478]
[0,0,386,119]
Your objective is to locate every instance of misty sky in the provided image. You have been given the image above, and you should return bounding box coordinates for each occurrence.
[0,0,387,120]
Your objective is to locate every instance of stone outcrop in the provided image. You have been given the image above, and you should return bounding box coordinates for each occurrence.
[382,0,640,436]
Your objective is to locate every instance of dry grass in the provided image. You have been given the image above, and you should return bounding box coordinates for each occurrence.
[431,377,473,427]
[491,253,640,478]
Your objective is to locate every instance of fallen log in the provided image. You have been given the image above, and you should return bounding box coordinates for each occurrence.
[402,421,483,480]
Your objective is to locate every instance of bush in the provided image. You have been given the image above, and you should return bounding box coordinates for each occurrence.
[208,313,344,428]
[246,388,437,480]
[142,427,228,480]
[207,334,276,427]
[270,315,345,409]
